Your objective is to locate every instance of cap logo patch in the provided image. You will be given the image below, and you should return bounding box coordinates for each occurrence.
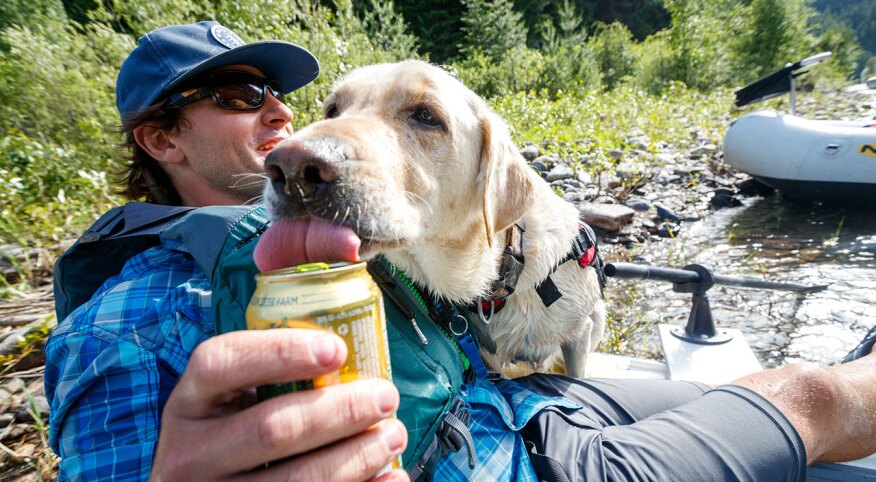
[210,25,245,49]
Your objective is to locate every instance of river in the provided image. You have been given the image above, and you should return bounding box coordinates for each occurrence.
[607,194,876,368]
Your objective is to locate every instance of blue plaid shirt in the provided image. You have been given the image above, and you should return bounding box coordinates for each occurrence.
[45,240,578,481]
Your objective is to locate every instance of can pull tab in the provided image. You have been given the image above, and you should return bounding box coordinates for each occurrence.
[293,262,331,273]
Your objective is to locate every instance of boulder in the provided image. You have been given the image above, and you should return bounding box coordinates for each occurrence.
[520,144,540,161]
[578,203,636,232]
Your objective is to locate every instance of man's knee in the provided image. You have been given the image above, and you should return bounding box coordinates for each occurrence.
[762,364,841,415]
[737,363,843,451]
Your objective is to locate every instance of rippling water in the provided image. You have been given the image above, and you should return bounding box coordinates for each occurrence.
[608,195,876,368]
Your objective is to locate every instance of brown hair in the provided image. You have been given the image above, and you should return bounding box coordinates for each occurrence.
[118,104,189,205]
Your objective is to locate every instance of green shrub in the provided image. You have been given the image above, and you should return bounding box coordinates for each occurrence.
[0,132,115,245]
[490,83,734,176]
[588,21,637,90]
[632,31,675,94]
[453,47,546,98]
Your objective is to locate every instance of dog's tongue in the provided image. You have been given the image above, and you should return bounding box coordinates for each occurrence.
[254,218,361,272]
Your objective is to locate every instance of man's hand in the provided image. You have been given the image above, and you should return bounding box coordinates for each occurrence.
[150,329,409,481]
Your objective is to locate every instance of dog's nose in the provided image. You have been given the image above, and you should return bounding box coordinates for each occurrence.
[265,141,340,204]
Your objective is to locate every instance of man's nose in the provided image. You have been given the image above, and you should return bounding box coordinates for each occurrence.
[261,92,293,129]
[265,140,340,205]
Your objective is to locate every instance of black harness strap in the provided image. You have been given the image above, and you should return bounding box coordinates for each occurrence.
[534,223,606,306]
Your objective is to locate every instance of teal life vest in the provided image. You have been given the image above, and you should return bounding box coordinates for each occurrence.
[53,202,473,480]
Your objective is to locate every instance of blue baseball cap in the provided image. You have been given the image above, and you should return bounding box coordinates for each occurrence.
[116,21,319,122]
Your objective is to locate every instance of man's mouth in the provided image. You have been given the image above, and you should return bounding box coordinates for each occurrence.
[256,137,285,152]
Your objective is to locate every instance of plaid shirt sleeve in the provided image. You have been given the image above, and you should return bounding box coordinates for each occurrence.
[44,242,214,481]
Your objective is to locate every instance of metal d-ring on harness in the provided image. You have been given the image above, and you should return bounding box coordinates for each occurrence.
[472,222,526,324]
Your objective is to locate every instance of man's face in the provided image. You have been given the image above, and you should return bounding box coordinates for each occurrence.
[170,65,294,204]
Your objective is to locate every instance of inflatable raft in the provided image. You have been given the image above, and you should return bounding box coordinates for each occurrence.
[723,52,876,207]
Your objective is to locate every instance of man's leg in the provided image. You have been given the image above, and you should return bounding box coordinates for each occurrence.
[517,374,808,481]
[734,351,876,463]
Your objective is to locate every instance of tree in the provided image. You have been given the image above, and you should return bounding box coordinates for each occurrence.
[733,0,818,79]
[394,0,465,62]
[588,21,636,89]
[361,0,420,59]
[459,0,527,61]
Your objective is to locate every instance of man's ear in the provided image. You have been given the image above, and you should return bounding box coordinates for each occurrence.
[477,112,535,248]
[133,124,185,165]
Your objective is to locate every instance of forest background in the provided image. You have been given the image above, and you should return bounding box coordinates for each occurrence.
[0,0,874,296]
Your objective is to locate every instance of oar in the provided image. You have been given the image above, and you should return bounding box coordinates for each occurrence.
[604,262,828,344]
[604,262,828,294]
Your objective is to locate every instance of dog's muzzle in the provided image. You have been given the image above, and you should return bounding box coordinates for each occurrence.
[265,140,341,206]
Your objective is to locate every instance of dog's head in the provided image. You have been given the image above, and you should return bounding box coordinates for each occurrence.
[257,61,537,299]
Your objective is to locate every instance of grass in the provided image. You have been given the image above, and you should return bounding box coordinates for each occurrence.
[24,390,58,481]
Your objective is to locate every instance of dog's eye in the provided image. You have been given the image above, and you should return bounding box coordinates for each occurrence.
[325,104,339,119]
[412,107,441,128]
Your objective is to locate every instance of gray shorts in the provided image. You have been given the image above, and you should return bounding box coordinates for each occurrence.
[516,374,807,482]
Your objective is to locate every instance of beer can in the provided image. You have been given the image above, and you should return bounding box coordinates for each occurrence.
[246,262,392,398]
[246,261,401,471]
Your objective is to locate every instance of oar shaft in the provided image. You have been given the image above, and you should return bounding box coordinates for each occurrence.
[710,274,817,292]
[603,263,698,283]
[604,263,826,293]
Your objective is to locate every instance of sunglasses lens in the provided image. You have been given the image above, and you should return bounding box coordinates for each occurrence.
[214,83,265,110]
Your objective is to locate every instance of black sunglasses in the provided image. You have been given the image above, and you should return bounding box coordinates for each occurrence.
[164,71,284,111]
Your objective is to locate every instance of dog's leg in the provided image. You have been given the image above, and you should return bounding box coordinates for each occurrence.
[561,336,590,379]
[562,303,606,378]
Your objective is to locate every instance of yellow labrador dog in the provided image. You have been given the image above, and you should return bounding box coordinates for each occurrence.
[255,61,605,378]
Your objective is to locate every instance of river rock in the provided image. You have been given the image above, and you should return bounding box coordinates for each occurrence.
[520,144,540,161]
[545,164,574,182]
[616,162,647,181]
[530,160,549,175]
[656,205,682,222]
[563,191,587,203]
[688,144,718,159]
[15,395,49,423]
[653,152,675,164]
[625,199,651,212]
[655,222,681,238]
[574,171,593,185]
[0,413,14,428]
[626,137,649,151]
[578,203,635,232]
[532,155,556,169]
[710,189,743,209]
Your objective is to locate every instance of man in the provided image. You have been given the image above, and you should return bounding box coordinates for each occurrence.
[45,20,876,482]
[45,21,408,481]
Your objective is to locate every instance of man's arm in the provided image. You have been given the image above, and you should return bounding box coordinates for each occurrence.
[45,330,174,480]
[150,328,409,481]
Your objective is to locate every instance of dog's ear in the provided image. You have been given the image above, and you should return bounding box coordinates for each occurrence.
[478,113,535,248]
